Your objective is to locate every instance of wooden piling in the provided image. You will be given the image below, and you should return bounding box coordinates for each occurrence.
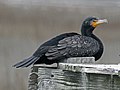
[28,57,120,90]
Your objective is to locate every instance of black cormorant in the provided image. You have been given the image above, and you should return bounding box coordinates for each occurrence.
[13,16,107,68]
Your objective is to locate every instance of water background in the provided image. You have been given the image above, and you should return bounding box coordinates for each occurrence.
[0,0,120,90]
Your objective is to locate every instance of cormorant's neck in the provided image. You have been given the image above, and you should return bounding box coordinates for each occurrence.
[81,26,95,37]
[81,26,101,42]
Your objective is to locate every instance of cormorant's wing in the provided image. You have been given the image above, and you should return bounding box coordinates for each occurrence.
[33,46,50,57]
[40,32,79,47]
[33,32,79,57]
[45,35,99,60]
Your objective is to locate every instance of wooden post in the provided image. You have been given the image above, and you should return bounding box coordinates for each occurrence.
[63,57,95,64]
[28,57,120,90]
[28,66,38,90]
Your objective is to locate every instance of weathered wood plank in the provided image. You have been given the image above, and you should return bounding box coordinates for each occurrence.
[63,57,95,64]
[28,66,38,90]
[28,57,120,90]
[59,63,120,75]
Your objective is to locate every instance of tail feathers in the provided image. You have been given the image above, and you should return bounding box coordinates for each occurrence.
[22,57,39,67]
[13,56,40,68]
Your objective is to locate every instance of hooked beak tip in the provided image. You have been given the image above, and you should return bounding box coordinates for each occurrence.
[97,19,108,24]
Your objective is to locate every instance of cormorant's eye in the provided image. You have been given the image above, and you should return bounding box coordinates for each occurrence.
[85,21,88,24]
[93,20,97,22]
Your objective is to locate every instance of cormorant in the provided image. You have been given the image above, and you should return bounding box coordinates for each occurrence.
[13,16,107,68]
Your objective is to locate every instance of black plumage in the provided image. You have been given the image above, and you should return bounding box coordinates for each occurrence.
[45,35,100,60]
[13,16,107,68]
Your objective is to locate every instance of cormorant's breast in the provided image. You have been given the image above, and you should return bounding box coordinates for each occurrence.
[93,38,104,60]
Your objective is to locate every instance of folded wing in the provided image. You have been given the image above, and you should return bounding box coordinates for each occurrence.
[45,35,99,60]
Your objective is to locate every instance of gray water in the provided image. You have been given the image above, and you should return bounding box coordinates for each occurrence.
[0,0,120,90]
[37,68,120,90]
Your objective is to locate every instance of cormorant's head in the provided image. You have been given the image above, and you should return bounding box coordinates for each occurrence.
[81,16,108,36]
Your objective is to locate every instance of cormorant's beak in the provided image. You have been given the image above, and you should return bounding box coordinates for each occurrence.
[91,19,108,27]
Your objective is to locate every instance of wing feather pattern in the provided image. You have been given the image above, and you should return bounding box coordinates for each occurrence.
[45,35,99,60]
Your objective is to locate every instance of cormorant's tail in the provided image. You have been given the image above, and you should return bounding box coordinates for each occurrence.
[13,56,40,68]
